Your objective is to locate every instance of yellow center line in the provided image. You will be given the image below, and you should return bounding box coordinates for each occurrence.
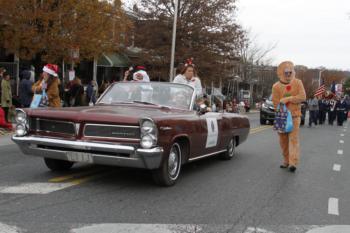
[250,126,273,134]
[69,170,114,185]
[49,168,105,183]
[250,125,271,132]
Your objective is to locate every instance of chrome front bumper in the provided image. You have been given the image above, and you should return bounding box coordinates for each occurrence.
[12,136,163,169]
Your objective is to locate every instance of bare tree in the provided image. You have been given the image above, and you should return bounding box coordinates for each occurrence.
[131,0,246,83]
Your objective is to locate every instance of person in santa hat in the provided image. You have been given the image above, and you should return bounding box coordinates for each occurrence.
[132,66,150,82]
[32,64,61,108]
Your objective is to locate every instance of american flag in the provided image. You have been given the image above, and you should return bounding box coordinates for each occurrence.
[314,83,326,97]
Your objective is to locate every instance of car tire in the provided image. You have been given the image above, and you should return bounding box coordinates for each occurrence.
[221,137,236,160]
[44,158,74,171]
[152,142,182,187]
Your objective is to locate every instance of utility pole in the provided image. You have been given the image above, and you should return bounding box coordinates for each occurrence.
[169,0,179,82]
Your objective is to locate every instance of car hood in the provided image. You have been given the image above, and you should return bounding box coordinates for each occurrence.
[25,104,195,125]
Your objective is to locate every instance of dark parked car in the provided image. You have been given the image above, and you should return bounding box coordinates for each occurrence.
[12,82,250,186]
[260,96,307,126]
[260,96,275,125]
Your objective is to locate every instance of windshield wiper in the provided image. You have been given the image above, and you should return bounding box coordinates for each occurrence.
[132,101,157,106]
[132,101,171,109]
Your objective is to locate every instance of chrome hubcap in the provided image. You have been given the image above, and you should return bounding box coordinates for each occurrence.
[168,146,179,177]
[228,139,234,157]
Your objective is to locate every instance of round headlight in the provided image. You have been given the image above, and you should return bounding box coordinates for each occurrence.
[141,135,155,149]
[15,110,27,124]
[141,120,155,134]
[16,124,27,136]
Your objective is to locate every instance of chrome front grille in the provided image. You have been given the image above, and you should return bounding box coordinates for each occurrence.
[83,124,140,139]
[29,118,76,136]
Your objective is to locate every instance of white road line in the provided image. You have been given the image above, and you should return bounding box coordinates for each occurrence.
[244,227,274,233]
[71,224,204,233]
[337,150,343,155]
[328,198,339,216]
[333,164,341,172]
[0,222,22,233]
[339,140,344,144]
[340,134,345,137]
[0,182,75,194]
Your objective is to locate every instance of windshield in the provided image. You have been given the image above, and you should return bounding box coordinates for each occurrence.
[98,82,195,110]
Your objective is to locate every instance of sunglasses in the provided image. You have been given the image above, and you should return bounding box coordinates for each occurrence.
[284,71,292,77]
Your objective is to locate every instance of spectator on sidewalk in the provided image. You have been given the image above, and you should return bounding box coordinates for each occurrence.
[1,72,12,123]
[32,64,61,108]
[86,80,99,106]
[272,61,306,173]
[19,70,33,108]
[307,96,319,127]
[98,80,110,96]
[68,77,84,107]
[0,67,6,103]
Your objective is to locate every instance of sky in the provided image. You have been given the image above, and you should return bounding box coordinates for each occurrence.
[123,0,350,70]
[237,0,350,70]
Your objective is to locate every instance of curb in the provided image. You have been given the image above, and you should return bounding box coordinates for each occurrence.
[0,128,13,137]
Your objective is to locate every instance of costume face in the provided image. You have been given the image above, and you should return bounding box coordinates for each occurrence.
[277,61,295,84]
[184,67,194,80]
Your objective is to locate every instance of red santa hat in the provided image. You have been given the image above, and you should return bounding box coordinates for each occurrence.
[43,64,58,77]
[136,65,146,71]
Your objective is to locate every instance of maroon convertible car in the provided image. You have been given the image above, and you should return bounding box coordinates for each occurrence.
[12,82,250,186]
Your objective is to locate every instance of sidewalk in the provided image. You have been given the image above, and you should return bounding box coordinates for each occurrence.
[0,127,14,147]
[0,127,13,137]
[0,133,13,146]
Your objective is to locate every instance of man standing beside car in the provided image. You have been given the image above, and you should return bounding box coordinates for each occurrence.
[272,61,306,173]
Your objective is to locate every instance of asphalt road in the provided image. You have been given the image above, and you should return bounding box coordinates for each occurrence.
[0,112,349,233]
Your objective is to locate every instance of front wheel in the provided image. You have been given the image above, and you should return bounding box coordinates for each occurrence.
[221,138,236,160]
[44,158,74,171]
[152,143,182,186]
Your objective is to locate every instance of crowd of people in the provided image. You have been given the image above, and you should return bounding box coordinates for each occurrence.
[1,60,349,134]
[306,94,350,127]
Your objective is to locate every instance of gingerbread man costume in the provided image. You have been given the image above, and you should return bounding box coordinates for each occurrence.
[272,61,306,171]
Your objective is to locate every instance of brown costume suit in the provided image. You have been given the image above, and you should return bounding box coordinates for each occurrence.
[272,61,306,168]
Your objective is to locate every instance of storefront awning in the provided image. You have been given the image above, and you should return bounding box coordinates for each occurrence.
[97,53,130,67]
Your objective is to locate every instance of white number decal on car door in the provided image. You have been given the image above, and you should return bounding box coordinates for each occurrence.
[205,118,218,148]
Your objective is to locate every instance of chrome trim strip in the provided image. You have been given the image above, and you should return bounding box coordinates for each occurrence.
[84,124,140,129]
[12,136,135,154]
[188,150,227,162]
[82,136,140,142]
[83,124,140,140]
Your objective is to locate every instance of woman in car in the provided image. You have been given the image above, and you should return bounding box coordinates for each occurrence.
[173,59,203,97]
